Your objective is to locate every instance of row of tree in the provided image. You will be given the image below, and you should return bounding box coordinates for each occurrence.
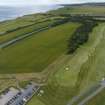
[3,19,50,35]
[67,21,98,54]
[51,18,70,27]
[51,15,96,28]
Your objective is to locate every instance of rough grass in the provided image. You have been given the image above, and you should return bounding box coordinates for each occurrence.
[0,22,80,73]
[0,20,55,44]
[50,6,105,15]
[0,14,47,33]
[86,88,105,105]
[77,24,105,92]
[75,23,105,105]
[27,96,45,105]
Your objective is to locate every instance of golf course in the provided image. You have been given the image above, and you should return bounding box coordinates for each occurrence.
[1,3,105,105]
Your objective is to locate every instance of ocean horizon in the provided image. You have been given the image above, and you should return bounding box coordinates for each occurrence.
[0,5,61,22]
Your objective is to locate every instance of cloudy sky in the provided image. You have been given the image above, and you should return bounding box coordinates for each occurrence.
[0,0,105,6]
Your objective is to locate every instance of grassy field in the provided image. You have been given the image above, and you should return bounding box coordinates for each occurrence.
[0,13,63,44]
[0,22,80,73]
[75,23,105,104]
[53,23,105,89]
[27,96,45,105]
[1,5,105,105]
[29,24,105,105]
[0,14,48,33]
[74,24,105,93]
[50,6,105,15]
[0,20,55,44]
[27,23,105,105]
[86,88,105,105]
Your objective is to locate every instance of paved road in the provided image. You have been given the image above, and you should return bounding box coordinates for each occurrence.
[67,80,105,105]
[0,26,49,49]
[67,26,105,105]
[0,87,19,105]
[67,85,99,105]
[78,86,104,105]
[5,82,40,105]
[77,80,105,105]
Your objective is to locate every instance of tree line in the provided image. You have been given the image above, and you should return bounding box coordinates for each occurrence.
[67,21,98,54]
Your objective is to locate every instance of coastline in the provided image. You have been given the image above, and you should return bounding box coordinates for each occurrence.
[0,5,63,23]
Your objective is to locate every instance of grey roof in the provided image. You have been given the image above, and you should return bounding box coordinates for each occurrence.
[5,83,40,105]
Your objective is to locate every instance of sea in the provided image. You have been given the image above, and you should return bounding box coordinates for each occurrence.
[0,5,61,22]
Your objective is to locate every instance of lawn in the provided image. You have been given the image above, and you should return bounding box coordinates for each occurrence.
[86,88,105,105]
[0,22,80,73]
[27,96,45,105]
[77,23,105,92]
[1,6,105,105]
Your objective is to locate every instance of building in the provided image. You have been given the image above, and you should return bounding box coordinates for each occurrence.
[0,82,40,105]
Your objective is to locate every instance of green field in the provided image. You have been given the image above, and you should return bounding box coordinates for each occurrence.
[0,18,61,44]
[0,13,62,44]
[29,24,105,105]
[0,22,80,73]
[50,6,105,15]
[0,20,54,43]
[76,23,105,104]
[0,13,64,34]
[27,96,45,105]
[1,5,105,105]
[27,23,105,105]
[86,88,105,105]
[0,14,48,33]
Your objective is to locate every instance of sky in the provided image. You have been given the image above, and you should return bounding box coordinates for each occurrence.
[0,0,105,6]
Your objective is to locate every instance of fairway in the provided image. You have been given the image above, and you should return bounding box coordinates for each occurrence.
[0,22,80,73]
[86,88,105,105]
[75,23,105,105]
[29,23,105,105]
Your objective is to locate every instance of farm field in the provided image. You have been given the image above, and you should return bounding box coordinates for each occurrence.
[76,23,105,105]
[0,13,64,44]
[0,22,80,73]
